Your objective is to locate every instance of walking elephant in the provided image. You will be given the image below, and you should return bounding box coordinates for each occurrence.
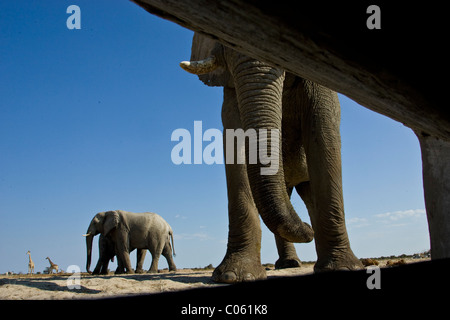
[180,33,362,283]
[84,210,176,274]
[88,234,147,275]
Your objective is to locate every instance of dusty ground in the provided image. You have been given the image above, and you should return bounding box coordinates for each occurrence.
[0,258,429,300]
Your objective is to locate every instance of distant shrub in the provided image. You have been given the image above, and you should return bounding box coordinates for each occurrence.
[360,258,379,266]
[386,259,406,267]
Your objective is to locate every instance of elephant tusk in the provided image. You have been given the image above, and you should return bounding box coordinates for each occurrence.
[179,55,218,75]
[82,233,91,237]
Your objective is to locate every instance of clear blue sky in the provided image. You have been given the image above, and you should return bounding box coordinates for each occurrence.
[0,1,428,274]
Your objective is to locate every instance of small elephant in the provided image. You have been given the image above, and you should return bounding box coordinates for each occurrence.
[84,210,176,274]
[180,33,362,283]
[89,234,147,275]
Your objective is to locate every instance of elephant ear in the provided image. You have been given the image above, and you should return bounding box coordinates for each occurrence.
[103,211,120,236]
[191,32,230,87]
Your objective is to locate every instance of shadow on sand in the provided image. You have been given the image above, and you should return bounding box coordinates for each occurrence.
[1,275,101,295]
[3,259,449,318]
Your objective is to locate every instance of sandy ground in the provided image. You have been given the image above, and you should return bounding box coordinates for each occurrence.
[0,258,429,300]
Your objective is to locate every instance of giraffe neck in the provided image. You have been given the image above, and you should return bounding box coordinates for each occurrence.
[28,253,33,263]
[48,258,54,266]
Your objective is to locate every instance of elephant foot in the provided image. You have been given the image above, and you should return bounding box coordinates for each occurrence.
[314,250,363,272]
[135,268,145,274]
[115,267,125,274]
[275,257,302,269]
[120,269,134,274]
[147,269,158,274]
[212,254,266,284]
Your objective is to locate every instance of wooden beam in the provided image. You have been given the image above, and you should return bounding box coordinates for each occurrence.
[132,0,448,140]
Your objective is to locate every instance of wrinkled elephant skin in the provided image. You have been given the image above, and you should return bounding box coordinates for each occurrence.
[182,33,362,283]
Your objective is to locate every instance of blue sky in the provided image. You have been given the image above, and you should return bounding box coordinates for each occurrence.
[0,1,428,274]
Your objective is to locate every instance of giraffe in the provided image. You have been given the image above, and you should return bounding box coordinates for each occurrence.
[45,257,59,274]
[26,251,34,275]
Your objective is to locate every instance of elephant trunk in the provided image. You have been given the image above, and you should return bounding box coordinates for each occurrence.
[84,220,98,273]
[85,234,94,273]
[232,56,314,243]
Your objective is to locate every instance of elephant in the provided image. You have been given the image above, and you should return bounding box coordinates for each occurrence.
[180,33,362,283]
[84,210,177,274]
[89,234,147,275]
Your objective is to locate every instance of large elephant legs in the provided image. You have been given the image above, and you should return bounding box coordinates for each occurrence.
[135,249,147,273]
[91,237,147,275]
[416,132,450,259]
[214,78,361,282]
[114,249,147,274]
[162,240,177,272]
[180,34,360,282]
[213,87,266,283]
[291,80,361,271]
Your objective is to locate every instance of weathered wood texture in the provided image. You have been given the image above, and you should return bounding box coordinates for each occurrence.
[133,0,448,140]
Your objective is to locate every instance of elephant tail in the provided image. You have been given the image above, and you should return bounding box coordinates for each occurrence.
[169,229,176,257]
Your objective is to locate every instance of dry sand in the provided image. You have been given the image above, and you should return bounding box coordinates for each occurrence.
[0,265,312,300]
[0,258,428,300]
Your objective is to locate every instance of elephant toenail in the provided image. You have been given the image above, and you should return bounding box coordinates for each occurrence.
[221,271,237,283]
[243,273,255,281]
